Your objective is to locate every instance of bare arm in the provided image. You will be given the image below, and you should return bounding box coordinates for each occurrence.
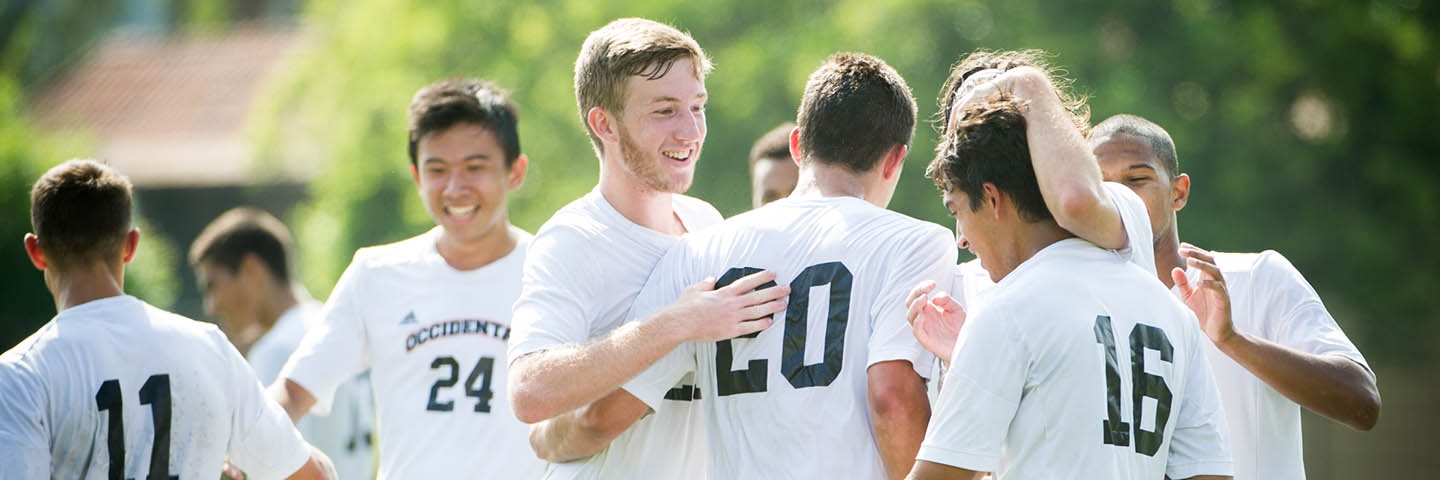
[1171,476,1232,480]
[510,271,788,423]
[1174,245,1380,431]
[268,378,317,424]
[869,360,932,480]
[529,388,651,462]
[285,444,339,480]
[906,460,985,480]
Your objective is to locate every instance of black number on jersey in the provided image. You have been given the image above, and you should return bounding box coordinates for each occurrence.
[94,374,179,480]
[1094,315,1175,457]
[426,356,495,413]
[714,261,853,397]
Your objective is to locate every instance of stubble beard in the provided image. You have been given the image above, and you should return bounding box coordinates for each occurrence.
[617,122,694,194]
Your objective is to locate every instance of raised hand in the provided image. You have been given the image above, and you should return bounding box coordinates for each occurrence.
[906,280,967,360]
[1171,242,1236,346]
[664,270,790,343]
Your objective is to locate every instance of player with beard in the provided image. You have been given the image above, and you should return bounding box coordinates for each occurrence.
[508,18,790,479]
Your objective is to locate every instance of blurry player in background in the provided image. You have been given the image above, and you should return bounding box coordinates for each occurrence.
[0,159,335,479]
[905,65,1232,479]
[748,122,799,208]
[1089,113,1380,480]
[509,17,789,479]
[267,78,544,478]
[189,206,375,480]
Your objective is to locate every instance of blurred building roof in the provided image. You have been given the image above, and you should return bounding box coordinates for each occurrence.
[28,25,317,187]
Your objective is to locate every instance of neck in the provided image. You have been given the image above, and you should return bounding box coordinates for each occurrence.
[1154,220,1184,288]
[598,158,685,236]
[790,162,878,205]
[436,223,519,271]
[255,281,301,331]
[993,220,1075,281]
[49,262,126,313]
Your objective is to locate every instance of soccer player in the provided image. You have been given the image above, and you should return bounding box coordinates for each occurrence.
[267,78,545,478]
[1090,113,1380,480]
[905,63,1232,479]
[189,207,375,480]
[749,122,799,208]
[544,52,953,480]
[508,18,789,478]
[0,159,334,479]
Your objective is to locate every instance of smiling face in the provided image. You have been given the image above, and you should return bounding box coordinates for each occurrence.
[609,56,707,194]
[412,122,523,249]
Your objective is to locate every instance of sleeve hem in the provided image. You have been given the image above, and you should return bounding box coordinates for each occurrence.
[1166,460,1233,479]
[915,444,999,472]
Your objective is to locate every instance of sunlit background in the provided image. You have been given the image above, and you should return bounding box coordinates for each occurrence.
[1,0,1435,476]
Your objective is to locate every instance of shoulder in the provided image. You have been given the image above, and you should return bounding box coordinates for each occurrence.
[348,230,438,270]
[533,194,614,244]
[671,193,723,225]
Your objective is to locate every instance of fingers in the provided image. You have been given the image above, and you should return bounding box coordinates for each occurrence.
[907,281,938,309]
[1183,256,1225,285]
[718,270,778,294]
[738,298,788,322]
[1171,267,1194,296]
[931,291,963,314]
[732,316,775,338]
[741,280,791,306]
[686,276,718,293]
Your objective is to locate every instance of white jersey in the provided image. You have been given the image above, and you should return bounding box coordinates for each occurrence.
[247,300,375,480]
[1174,250,1369,480]
[623,196,957,479]
[0,295,309,479]
[950,182,1155,311]
[919,239,1232,479]
[279,226,544,480]
[508,190,722,479]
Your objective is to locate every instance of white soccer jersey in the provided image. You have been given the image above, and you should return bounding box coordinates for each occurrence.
[950,182,1155,312]
[1174,250,1369,480]
[508,190,722,479]
[279,226,544,479]
[919,239,1232,479]
[0,295,309,479]
[247,300,375,480]
[623,196,957,479]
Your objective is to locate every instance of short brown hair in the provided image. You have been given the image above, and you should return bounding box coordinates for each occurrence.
[936,49,1089,136]
[29,159,134,270]
[408,78,522,168]
[928,96,1053,224]
[796,52,916,173]
[574,18,712,156]
[189,207,295,284]
[748,122,795,172]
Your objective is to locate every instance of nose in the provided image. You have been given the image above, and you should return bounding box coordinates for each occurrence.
[957,234,970,250]
[676,109,704,142]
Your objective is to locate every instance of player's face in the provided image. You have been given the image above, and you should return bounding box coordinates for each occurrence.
[1094,134,1175,244]
[412,123,523,248]
[613,56,707,194]
[195,259,258,329]
[751,156,798,208]
[944,188,996,273]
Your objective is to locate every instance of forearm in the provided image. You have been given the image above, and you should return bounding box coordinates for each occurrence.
[1215,331,1380,430]
[510,314,687,423]
[870,362,932,480]
[268,378,316,424]
[529,389,650,462]
[1012,68,1124,249]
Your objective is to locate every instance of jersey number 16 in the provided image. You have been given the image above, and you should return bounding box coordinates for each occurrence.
[1094,315,1175,457]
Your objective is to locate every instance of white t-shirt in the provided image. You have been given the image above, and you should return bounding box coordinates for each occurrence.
[919,239,1232,479]
[950,182,1155,311]
[623,196,957,479]
[279,226,544,480]
[248,300,375,480]
[1174,250,1369,480]
[0,295,310,479]
[508,190,723,480]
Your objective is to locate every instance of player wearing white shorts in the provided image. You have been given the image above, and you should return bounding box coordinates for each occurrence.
[509,18,790,479]
[268,79,545,479]
[1090,113,1380,480]
[189,207,375,480]
[614,53,951,479]
[905,54,1232,480]
[0,160,333,480]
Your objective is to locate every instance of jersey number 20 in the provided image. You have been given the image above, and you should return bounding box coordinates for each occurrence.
[1094,315,1174,457]
[713,261,852,396]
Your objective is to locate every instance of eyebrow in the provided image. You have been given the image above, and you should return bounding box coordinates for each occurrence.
[1127,164,1158,173]
[423,154,492,165]
[648,92,708,104]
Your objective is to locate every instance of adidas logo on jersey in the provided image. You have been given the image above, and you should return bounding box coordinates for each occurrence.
[400,311,417,325]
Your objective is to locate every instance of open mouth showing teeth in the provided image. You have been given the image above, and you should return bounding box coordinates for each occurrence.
[663,151,690,161]
[445,206,477,216]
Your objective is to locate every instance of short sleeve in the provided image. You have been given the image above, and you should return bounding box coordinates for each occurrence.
[1104,182,1155,274]
[869,225,958,378]
[507,227,595,365]
[915,310,1027,472]
[1255,251,1369,367]
[279,254,372,415]
[222,332,311,479]
[0,360,50,480]
[1166,316,1234,479]
[621,242,698,409]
